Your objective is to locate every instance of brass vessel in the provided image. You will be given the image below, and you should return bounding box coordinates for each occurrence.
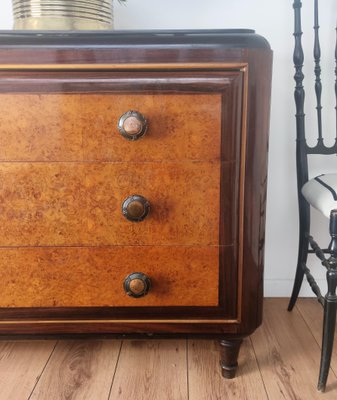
[12,0,114,30]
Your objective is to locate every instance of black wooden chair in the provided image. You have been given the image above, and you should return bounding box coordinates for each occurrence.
[288,0,337,392]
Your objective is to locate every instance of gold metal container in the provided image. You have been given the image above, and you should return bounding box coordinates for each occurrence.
[12,0,114,30]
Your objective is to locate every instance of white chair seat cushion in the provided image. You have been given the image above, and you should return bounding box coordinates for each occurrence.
[301,173,337,218]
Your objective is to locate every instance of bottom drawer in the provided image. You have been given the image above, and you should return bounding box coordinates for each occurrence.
[0,246,226,308]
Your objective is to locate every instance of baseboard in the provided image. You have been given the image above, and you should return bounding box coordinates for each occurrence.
[264,279,327,297]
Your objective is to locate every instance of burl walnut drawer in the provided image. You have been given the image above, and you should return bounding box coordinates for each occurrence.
[0,161,233,246]
[0,76,242,162]
[0,246,229,308]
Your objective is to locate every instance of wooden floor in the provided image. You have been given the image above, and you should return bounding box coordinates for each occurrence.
[0,298,337,399]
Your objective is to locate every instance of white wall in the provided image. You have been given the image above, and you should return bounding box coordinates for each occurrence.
[1,0,337,296]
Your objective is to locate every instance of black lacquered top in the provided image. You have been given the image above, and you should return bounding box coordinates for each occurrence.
[0,29,270,49]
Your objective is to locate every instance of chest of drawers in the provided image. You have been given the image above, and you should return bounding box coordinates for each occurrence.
[0,29,272,378]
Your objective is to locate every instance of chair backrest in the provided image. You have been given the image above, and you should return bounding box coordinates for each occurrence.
[293,0,337,190]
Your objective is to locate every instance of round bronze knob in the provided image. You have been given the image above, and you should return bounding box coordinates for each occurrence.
[118,110,148,141]
[124,272,151,298]
[122,195,150,222]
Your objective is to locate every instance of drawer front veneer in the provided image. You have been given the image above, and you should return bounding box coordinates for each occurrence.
[0,161,234,246]
[0,246,222,308]
[0,93,224,162]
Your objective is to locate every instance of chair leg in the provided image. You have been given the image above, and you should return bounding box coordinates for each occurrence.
[318,210,337,391]
[288,201,310,311]
[317,268,337,392]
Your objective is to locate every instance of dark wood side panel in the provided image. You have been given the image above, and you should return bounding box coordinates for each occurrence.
[239,48,273,334]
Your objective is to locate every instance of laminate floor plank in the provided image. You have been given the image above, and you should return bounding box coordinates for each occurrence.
[1,299,337,400]
[296,298,337,376]
[109,339,188,400]
[251,298,337,399]
[188,339,268,400]
[0,340,56,400]
[30,340,122,400]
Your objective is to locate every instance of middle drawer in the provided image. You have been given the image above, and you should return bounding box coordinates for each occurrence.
[0,161,234,246]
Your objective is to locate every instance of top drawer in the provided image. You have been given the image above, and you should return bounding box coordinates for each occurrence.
[0,70,243,162]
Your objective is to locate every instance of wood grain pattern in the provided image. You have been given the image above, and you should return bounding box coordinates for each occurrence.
[0,93,222,162]
[30,340,121,400]
[0,340,56,400]
[251,298,337,398]
[188,339,267,400]
[0,246,221,308]
[109,340,188,400]
[0,161,225,246]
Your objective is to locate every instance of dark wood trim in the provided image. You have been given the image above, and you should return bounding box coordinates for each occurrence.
[0,322,240,335]
[0,30,270,67]
[0,305,232,321]
[0,70,242,93]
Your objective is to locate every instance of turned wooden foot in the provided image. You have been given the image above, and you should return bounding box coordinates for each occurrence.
[219,338,243,379]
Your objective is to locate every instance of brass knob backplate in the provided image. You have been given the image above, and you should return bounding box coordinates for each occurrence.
[124,272,151,298]
[118,110,148,141]
[122,194,150,222]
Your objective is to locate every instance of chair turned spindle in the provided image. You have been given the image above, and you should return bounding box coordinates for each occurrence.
[335,26,337,140]
[313,0,323,143]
